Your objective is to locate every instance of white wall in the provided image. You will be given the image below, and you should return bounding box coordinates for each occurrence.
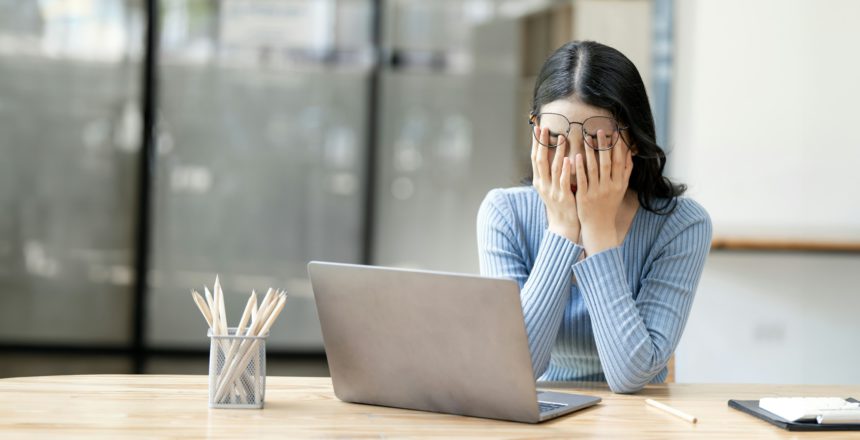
[676,252,860,384]
[672,0,860,384]
[671,0,860,240]
[573,0,653,96]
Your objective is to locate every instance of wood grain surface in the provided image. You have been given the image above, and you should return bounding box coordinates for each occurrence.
[711,237,860,253]
[1,375,859,439]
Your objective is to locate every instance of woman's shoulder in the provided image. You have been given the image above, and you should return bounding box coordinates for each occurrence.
[645,196,713,241]
[478,185,544,234]
[480,185,540,214]
[667,197,711,223]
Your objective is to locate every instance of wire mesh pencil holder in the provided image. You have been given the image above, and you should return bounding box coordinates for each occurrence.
[208,327,268,409]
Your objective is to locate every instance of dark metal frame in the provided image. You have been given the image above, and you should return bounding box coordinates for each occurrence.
[130,0,158,374]
[362,0,382,264]
[529,113,628,150]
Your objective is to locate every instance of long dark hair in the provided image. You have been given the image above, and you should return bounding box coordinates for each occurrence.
[528,40,685,214]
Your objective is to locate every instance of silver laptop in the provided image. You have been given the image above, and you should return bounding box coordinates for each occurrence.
[307,261,601,423]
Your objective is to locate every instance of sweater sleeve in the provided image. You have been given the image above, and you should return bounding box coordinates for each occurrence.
[476,189,584,379]
[572,201,712,393]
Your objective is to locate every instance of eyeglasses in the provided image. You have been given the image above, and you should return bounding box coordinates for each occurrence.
[528,113,628,150]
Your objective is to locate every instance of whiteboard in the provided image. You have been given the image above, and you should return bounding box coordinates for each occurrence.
[669,0,860,243]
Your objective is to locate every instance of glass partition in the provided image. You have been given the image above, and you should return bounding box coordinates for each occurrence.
[0,0,144,346]
[147,0,374,350]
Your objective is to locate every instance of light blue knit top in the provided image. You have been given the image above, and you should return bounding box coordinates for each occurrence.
[476,186,712,393]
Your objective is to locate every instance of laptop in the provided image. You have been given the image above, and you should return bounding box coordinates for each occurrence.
[307,261,601,423]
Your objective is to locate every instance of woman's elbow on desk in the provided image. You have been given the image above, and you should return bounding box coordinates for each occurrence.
[531,353,551,382]
[604,367,662,394]
[607,380,647,394]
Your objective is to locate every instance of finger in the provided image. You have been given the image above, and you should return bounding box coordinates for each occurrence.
[536,126,550,186]
[598,129,611,184]
[560,156,571,197]
[611,137,625,181]
[530,126,539,183]
[575,153,587,193]
[551,134,566,190]
[584,138,598,186]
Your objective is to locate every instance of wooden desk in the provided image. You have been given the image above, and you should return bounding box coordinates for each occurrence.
[1,375,859,438]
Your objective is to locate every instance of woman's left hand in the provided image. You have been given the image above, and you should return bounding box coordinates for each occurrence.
[574,129,634,255]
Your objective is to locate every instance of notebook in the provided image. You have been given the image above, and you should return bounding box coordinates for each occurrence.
[728,398,860,431]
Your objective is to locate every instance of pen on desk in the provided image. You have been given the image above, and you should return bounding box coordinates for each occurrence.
[645,398,698,424]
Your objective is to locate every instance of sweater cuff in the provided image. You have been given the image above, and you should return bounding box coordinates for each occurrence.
[535,230,584,275]
[572,246,628,302]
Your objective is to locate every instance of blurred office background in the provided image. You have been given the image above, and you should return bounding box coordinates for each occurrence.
[1,0,858,384]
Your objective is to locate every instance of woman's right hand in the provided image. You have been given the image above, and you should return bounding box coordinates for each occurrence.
[531,125,581,244]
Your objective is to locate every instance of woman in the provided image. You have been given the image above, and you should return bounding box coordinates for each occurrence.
[477,41,712,393]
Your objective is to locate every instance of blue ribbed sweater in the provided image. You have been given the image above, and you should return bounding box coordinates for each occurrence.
[476,186,712,393]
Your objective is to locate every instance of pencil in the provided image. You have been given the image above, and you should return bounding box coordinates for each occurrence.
[191,290,213,328]
[215,275,228,335]
[214,292,288,402]
[645,398,698,424]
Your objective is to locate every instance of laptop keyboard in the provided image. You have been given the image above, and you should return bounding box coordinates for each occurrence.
[538,401,567,413]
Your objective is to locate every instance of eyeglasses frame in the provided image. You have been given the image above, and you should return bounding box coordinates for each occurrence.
[528,112,628,151]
